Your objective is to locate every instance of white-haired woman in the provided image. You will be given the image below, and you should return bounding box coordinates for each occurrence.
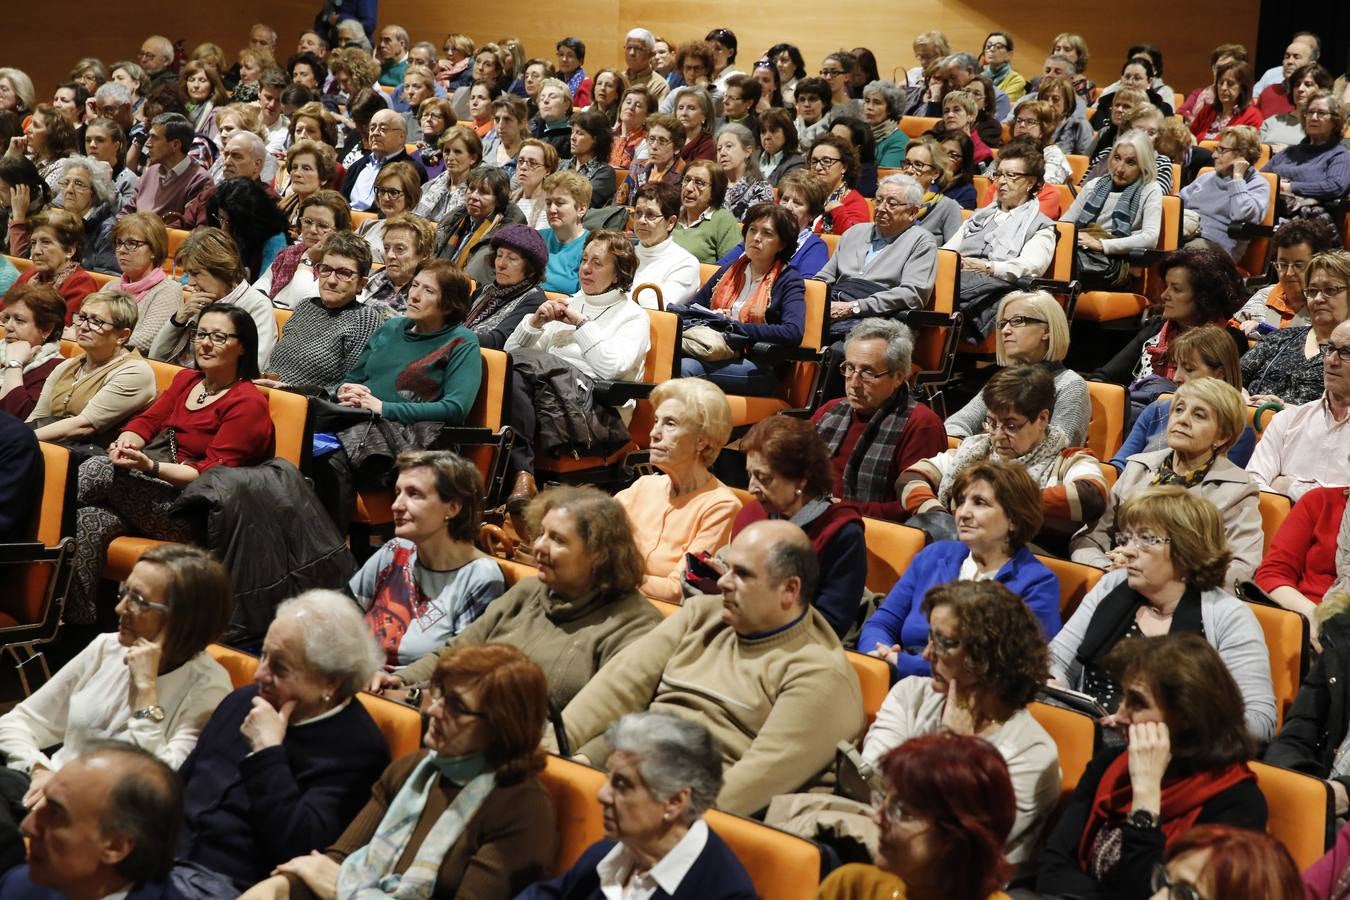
[177,590,392,894]
[861,80,910,167]
[516,712,757,899]
[945,291,1089,446]
[715,123,773,221]
[10,155,119,273]
[1060,129,1163,289]
[615,378,741,603]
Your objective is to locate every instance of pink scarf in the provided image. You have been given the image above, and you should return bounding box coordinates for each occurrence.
[117,266,169,299]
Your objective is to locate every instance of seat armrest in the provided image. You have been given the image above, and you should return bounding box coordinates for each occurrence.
[593,380,655,404]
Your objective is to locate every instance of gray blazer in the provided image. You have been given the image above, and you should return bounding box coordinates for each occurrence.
[811,225,937,316]
[1048,567,1276,741]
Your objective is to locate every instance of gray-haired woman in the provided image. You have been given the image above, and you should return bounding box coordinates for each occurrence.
[862,80,910,167]
[515,712,758,899]
[176,589,393,893]
[715,123,773,221]
[56,156,119,274]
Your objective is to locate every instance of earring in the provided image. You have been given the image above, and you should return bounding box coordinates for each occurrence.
[322,693,332,703]
[795,488,802,496]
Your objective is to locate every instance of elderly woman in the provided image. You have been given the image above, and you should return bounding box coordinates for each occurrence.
[351,451,504,668]
[564,109,616,208]
[1261,63,1332,152]
[1113,324,1255,469]
[673,87,715,164]
[861,80,909,167]
[1011,100,1071,188]
[511,138,560,229]
[613,379,739,602]
[1189,61,1263,141]
[245,643,556,900]
[1073,378,1262,584]
[900,365,1107,544]
[1036,75,1093,157]
[611,87,654,170]
[937,90,992,167]
[433,166,525,285]
[0,68,35,117]
[71,303,275,621]
[109,213,181,352]
[1038,633,1268,895]
[940,143,1058,337]
[397,66,438,142]
[0,544,232,828]
[818,733,1017,900]
[962,76,1005,156]
[897,136,964,243]
[150,228,277,370]
[519,712,755,900]
[375,486,662,706]
[410,98,455,179]
[485,95,529,174]
[1242,250,1350,406]
[178,590,390,894]
[727,415,865,638]
[28,292,156,445]
[1091,57,1174,129]
[278,139,339,237]
[672,161,742,264]
[9,209,97,325]
[1263,90,1350,219]
[458,224,548,350]
[357,162,421,264]
[1062,129,1163,290]
[1179,125,1271,260]
[615,113,685,206]
[1051,486,1275,739]
[674,204,804,394]
[0,285,68,421]
[715,124,773,222]
[231,48,273,102]
[531,78,574,159]
[39,157,118,274]
[631,182,700,307]
[255,192,350,310]
[864,460,1061,670]
[318,261,482,533]
[584,69,625,129]
[539,170,592,295]
[756,108,805,188]
[807,133,869,235]
[359,214,432,319]
[1236,218,1338,334]
[413,124,483,224]
[503,231,648,491]
[947,291,1089,446]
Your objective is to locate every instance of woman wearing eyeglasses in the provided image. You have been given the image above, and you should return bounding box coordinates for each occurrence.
[1049,486,1275,741]
[806,133,869,235]
[899,137,963,243]
[671,161,741,264]
[109,213,182,353]
[254,192,351,311]
[1038,632,1268,898]
[1154,825,1303,900]
[615,114,686,207]
[0,544,233,832]
[24,156,118,275]
[355,162,421,265]
[1263,90,1350,220]
[1178,125,1270,261]
[28,291,155,445]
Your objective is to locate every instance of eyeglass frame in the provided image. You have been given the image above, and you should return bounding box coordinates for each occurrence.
[189,328,239,346]
[982,415,1032,436]
[1112,531,1172,550]
[116,583,171,614]
[838,362,895,383]
[1149,863,1205,900]
[1319,342,1350,363]
[316,263,362,281]
[426,684,488,720]
[71,311,117,332]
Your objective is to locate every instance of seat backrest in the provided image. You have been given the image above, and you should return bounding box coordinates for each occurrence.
[899,116,939,139]
[1034,555,1104,619]
[861,517,926,595]
[472,348,510,433]
[1258,490,1291,557]
[820,232,840,258]
[355,691,425,760]
[1246,601,1307,731]
[698,262,718,285]
[147,358,183,394]
[972,175,992,206]
[539,754,607,875]
[1065,154,1090,185]
[1086,382,1126,459]
[1028,701,1095,797]
[706,809,821,900]
[164,229,191,272]
[1159,194,1182,250]
[1050,222,1076,281]
[89,270,116,289]
[4,254,34,274]
[274,307,293,336]
[847,650,892,726]
[642,309,680,384]
[206,642,259,688]
[1250,760,1333,871]
[493,556,539,587]
[35,442,69,548]
[256,385,309,468]
[11,442,72,628]
[351,210,379,228]
[911,249,959,379]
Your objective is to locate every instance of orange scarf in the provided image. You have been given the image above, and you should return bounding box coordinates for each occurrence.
[709,257,782,325]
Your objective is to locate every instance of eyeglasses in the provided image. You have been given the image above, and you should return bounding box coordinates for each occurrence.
[982,416,1030,435]
[633,209,668,223]
[1273,259,1309,273]
[871,792,917,826]
[114,238,149,252]
[900,159,938,174]
[839,362,893,383]
[681,176,710,190]
[1013,117,1041,128]
[997,315,1047,330]
[516,157,544,170]
[299,216,334,231]
[992,170,1032,182]
[375,186,405,199]
[646,134,674,147]
[61,177,91,191]
[810,156,842,169]
[1305,108,1334,119]
[984,42,1009,52]
[316,264,361,281]
[117,584,170,613]
[1212,145,1241,156]
[1307,284,1348,300]
[1149,864,1205,900]
[1113,532,1172,550]
[926,631,961,657]
[72,312,115,331]
[190,328,238,346]
[1319,342,1350,363]
[427,685,487,719]
[873,197,912,211]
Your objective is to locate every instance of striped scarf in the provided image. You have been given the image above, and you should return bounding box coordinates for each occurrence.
[1074,176,1145,239]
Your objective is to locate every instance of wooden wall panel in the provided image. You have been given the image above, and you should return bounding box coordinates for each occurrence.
[15,0,1256,107]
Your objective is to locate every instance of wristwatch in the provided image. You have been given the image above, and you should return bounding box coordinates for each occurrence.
[850,302,861,317]
[133,705,166,722]
[1127,809,1159,830]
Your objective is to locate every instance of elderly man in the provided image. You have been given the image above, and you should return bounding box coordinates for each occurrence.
[1256,38,1320,119]
[249,23,277,53]
[137,36,176,91]
[926,52,1010,120]
[1247,319,1350,501]
[810,318,947,521]
[297,31,328,59]
[255,68,290,154]
[0,743,179,900]
[376,25,411,88]
[183,131,271,225]
[556,519,865,817]
[1253,31,1321,96]
[623,28,670,102]
[341,108,426,211]
[120,113,212,228]
[812,173,938,341]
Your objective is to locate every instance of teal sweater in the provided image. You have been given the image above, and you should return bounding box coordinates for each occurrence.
[875,127,910,168]
[343,319,482,424]
[540,228,588,294]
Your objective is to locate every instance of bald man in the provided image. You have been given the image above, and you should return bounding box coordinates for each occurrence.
[340,108,426,211]
[137,35,177,90]
[557,519,865,817]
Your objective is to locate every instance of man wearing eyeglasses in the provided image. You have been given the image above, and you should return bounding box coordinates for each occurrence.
[138,35,177,92]
[341,109,427,211]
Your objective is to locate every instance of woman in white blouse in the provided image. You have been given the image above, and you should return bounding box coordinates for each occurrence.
[0,544,234,807]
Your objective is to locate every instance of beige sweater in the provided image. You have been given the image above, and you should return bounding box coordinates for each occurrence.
[561,594,865,816]
[394,577,662,709]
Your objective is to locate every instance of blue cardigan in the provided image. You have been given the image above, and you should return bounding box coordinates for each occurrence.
[858,541,1063,677]
[515,828,757,900]
[680,263,806,345]
[716,232,830,279]
[1110,399,1256,471]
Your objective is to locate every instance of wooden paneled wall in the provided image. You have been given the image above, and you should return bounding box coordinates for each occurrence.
[15,0,1257,104]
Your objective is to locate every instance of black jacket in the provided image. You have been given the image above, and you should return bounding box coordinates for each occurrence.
[1265,609,1350,787]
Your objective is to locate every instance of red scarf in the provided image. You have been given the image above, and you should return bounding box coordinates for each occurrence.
[1077,752,1255,871]
[709,256,782,325]
[1143,320,1181,380]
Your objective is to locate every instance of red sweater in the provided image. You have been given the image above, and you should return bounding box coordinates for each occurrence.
[1256,84,1295,119]
[13,266,99,325]
[815,189,871,236]
[809,397,948,521]
[123,368,276,473]
[1188,104,1265,141]
[1254,486,1346,604]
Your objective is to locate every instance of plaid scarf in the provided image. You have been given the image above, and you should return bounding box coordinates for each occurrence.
[816,386,918,502]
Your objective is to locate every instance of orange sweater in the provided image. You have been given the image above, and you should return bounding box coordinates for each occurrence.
[614,473,742,603]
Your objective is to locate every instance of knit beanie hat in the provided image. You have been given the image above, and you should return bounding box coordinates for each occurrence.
[489,224,549,276]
